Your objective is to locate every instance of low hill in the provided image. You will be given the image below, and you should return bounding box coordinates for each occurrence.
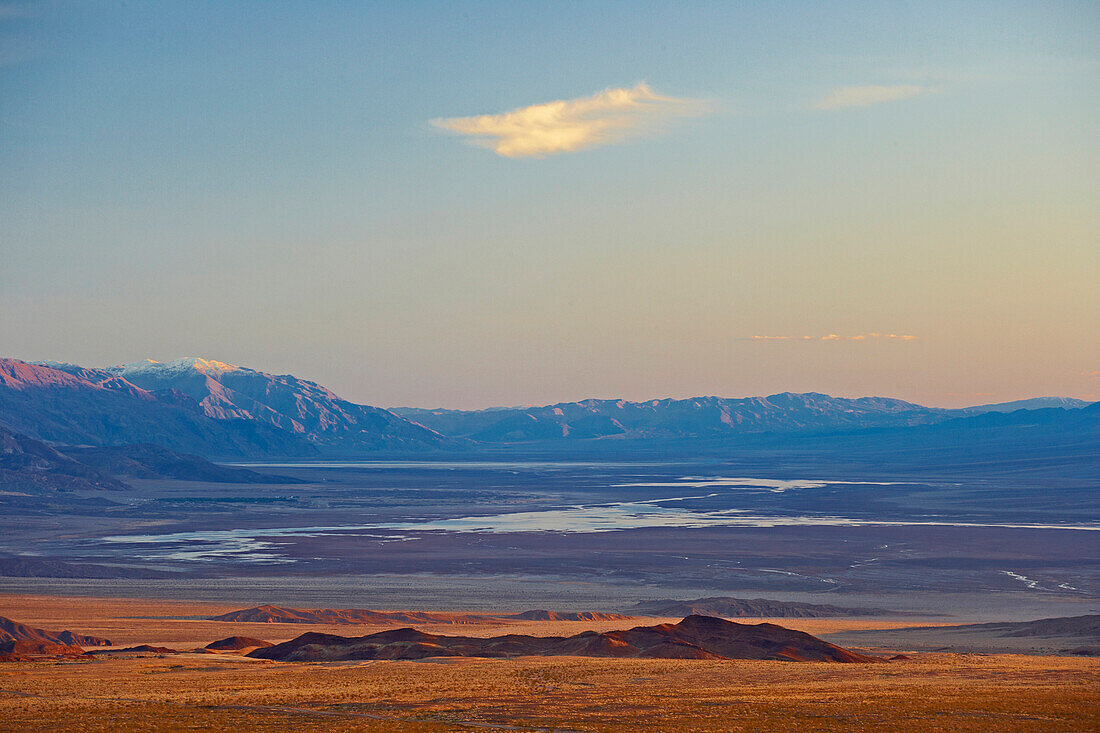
[249,615,878,662]
[61,443,299,484]
[629,597,889,618]
[0,615,111,647]
[950,614,1100,639]
[0,640,88,662]
[209,604,631,625]
[205,636,273,651]
[0,425,296,492]
[506,610,632,622]
[0,426,127,492]
[0,556,182,579]
[825,614,1100,656]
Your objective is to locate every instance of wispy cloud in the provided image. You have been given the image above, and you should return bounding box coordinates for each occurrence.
[431,84,706,158]
[743,333,917,342]
[1082,370,1100,378]
[813,85,930,111]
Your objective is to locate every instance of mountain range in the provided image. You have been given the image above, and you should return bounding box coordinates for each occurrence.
[0,355,1093,459]
[392,394,1092,442]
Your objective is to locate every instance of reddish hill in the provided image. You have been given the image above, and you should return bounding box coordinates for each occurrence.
[205,636,273,650]
[0,640,87,662]
[249,615,878,663]
[0,615,111,647]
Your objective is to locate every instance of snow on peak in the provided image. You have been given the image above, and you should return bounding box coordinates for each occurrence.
[111,357,244,376]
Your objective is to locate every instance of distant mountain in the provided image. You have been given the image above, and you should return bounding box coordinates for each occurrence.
[0,357,447,456]
[958,397,1092,414]
[6,355,1090,454]
[395,392,1096,444]
[395,393,950,442]
[99,358,448,451]
[249,615,878,662]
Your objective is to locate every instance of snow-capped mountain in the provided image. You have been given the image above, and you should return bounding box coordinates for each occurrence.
[102,357,446,449]
[0,358,446,456]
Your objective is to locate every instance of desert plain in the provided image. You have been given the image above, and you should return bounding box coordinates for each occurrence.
[1,593,1098,732]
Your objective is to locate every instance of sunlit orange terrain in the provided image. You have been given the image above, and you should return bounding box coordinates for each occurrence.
[0,594,1097,732]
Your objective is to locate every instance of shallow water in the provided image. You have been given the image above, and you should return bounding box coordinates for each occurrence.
[100,473,1100,563]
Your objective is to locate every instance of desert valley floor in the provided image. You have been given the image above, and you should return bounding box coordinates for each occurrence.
[2,458,1098,730]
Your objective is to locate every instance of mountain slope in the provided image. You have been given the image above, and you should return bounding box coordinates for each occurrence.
[101,358,447,451]
[1,359,309,456]
[1,358,447,456]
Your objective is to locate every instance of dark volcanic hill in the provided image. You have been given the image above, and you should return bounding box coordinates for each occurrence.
[249,615,877,662]
[0,357,447,456]
[629,597,888,618]
[205,636,273,651]
[0,615,111,647]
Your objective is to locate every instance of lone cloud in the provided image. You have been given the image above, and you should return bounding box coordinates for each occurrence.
[813,84,929,111]
[432,84,704,158]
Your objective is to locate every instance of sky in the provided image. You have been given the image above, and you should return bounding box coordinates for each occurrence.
[1,1,1097,409]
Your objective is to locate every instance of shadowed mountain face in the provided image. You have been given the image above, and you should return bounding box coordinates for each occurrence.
[210,605,632,625]
[629,597,889,618]
[0,426,128,492]
[249,615,878,663]
[0,425,295,491]
[0,358,446,456]
[61,443,299,484]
